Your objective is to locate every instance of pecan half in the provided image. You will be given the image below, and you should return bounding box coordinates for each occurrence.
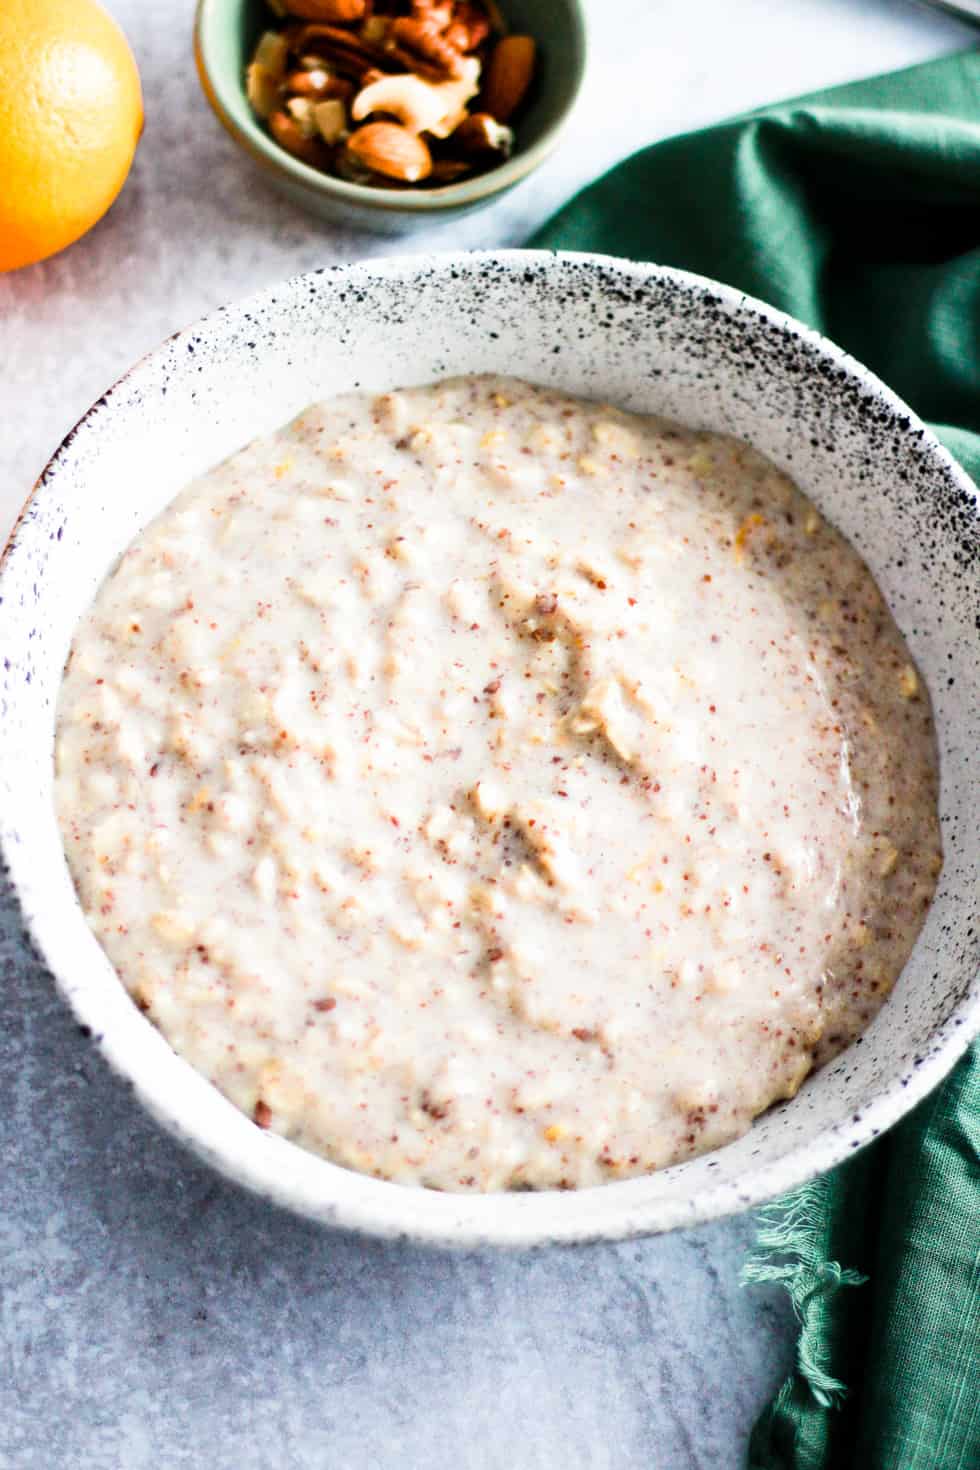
[444,3,491,53]
[390,15,468,78]
[291,22,394,77]
[482,34,536,121]
[409,0,489,51]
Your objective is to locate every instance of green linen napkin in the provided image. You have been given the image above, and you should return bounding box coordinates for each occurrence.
[531,50,980,1470]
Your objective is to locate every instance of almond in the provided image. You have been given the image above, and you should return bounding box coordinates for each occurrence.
[482,35,536,123]
[284,67,334,98]
[282,0,367,20]
[345,122,432,183]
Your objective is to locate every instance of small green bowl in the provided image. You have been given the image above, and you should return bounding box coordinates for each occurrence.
[194,0,587,235]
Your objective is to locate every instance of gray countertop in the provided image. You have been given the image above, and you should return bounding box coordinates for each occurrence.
[0,932,792,1468]
[0,2,970,1465]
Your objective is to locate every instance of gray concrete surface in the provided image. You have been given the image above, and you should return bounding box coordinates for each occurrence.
[0,903,794,1468]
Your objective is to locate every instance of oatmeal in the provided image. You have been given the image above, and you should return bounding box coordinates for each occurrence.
[54,377,942,1191]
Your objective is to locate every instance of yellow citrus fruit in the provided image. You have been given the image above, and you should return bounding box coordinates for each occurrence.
[0,0,143,273]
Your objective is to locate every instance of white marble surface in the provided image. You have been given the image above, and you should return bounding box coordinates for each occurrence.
[0,2,972,1466]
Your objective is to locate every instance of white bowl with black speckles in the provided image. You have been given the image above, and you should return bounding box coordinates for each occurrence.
[1,252,977,1247]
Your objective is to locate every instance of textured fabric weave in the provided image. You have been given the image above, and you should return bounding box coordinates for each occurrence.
[530,50,980,1470]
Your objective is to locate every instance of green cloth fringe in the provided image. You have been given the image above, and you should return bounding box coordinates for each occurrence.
[741,1180,867,1409]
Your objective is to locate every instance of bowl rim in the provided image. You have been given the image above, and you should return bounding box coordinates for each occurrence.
[2,250,978,1247]
[193,0,588,214]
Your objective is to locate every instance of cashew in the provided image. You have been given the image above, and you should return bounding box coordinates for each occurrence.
[253,30,289,78]
[350,61,479,139]
[313,97,347,144]
[286,96,318,138]
[247,64,282,121]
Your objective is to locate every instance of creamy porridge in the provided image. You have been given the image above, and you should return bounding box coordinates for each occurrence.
[54,377,941,1191]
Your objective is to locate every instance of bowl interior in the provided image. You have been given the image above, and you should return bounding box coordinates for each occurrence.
[1,252,977,1246]
[197,0,586,209]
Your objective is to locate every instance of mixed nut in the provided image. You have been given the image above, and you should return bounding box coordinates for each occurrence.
[245,1,537,188]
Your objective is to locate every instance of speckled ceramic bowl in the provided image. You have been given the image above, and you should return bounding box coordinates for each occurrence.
[194,0,587,235]
[1,252,977,1247]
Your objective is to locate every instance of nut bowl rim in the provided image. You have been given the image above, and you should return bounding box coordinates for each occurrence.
[2,250,978,1248]
[193,0,588,215]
